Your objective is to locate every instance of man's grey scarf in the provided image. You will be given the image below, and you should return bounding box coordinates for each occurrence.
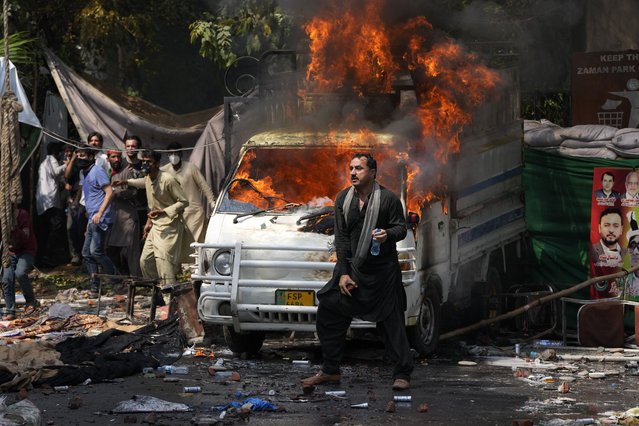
[342,181,381,267]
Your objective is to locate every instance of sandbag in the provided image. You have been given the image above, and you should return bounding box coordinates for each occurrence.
[557,146,617,159]
[560,138,610,149]
[560,124,618,141]
[612,129,639,149]
[524,126,564,147]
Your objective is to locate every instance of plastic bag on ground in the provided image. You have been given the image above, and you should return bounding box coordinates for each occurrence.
[214,397,278,412]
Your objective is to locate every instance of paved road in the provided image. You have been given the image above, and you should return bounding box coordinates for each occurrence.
[22,336,639,425]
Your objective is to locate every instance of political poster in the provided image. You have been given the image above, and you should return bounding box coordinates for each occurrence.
[590,167,639,301]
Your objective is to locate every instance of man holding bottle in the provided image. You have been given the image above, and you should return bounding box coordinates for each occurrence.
[77,144,117,296]
[302,153,413,392]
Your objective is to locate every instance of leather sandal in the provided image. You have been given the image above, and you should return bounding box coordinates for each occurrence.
[24,305,37,316]
[392,378,410,391]
[301,371,341,390]
[301,371,341,387]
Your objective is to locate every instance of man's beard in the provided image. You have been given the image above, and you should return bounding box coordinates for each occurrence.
[603,236,620,248]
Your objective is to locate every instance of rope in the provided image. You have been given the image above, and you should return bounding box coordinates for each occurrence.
[0,0,23,267]
[40,127,225,153]
[2,0,8,91]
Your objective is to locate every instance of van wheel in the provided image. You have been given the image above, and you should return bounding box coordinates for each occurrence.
[408,285,441,356]
[223,327,265,355]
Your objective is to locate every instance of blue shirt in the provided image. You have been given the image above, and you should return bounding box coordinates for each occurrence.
[81,164,114,224]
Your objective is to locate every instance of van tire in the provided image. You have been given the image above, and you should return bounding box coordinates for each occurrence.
[223,327,265,355]
[408,284,441,356]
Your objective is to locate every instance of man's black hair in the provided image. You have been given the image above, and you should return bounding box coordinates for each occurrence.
[141,149,162,163]
[166,142,183,152]
[87,131,103,146]
[76,143,97,157]
[599,207,623,224]
[124,135,142,148]
[602,171,615,181]
[351,152,377,171]
[46,142,62,156]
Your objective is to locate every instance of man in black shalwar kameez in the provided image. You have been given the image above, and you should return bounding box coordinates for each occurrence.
[302,153,414,392]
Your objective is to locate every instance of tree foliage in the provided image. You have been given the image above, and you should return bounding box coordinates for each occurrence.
[0,32,37,66]
[189,0,292,68]
[7,0,199,91]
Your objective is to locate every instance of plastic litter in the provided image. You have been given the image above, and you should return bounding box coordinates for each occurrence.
[112,395,192,413]
[212,371,241,381]
[534,339,563,347]
[158,365,189,374]
[214,398,278,412]
[350,402,368,409]
[0,398,42,425]
[47,303,76,319]
[394,395,411,402]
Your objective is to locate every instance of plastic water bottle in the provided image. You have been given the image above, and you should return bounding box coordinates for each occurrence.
[370,229,381,256]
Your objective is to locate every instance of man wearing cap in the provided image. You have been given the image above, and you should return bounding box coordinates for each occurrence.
[624,212,639,299]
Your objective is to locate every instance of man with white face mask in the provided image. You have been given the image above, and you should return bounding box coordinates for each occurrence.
[160,142,216,242]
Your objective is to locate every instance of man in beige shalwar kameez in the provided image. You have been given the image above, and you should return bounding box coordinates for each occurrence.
[115,150,193,286]
[161,142,216,242]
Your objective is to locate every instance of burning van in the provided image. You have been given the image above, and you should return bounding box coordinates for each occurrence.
[191,3,527,354]
[191,131,420,354]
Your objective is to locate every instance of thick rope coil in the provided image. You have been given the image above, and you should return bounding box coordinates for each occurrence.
[0,89,23,267]
[1,0,24,267]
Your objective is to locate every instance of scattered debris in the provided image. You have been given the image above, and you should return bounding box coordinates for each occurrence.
[112,395,192,413]
[350,402,368,409]
[385,401,396,413]
[67,396,82,409]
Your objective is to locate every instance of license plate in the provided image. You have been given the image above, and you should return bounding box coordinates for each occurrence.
[275,290,315,306]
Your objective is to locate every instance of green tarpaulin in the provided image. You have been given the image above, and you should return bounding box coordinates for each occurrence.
[524,147,639,331]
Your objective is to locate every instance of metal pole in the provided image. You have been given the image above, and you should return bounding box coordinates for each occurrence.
[440,264,639,341]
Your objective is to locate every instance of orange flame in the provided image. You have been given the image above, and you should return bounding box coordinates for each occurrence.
[228,138,405,211]
[299,2,501,212]
[234,2,501,215]
[305,0,397,94]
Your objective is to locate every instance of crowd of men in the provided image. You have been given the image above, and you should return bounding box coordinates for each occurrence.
[2,132,215,319]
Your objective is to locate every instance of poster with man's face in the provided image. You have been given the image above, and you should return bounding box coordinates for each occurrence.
[590,167,639,301]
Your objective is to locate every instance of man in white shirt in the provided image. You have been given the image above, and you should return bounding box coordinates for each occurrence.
[35,142,68,267]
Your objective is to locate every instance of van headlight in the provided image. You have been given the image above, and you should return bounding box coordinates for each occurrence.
[214,250,232,275]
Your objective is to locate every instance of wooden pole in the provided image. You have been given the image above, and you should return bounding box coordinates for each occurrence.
[439,264,639,341]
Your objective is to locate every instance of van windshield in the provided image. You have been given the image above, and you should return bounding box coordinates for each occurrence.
[218,147,403,214]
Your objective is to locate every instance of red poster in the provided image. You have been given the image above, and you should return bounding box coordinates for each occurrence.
[590,167,639,300]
